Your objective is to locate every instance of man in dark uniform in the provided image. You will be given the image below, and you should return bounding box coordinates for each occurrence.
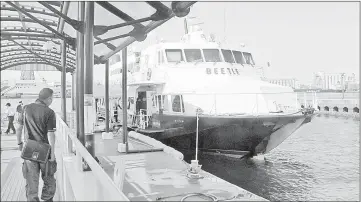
[16,101,24,123]
[17,88,57,202]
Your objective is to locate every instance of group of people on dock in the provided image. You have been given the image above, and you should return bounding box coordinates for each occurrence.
[2,101,23,135]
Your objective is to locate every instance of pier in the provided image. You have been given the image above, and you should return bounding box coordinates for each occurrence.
[1,2,266,201]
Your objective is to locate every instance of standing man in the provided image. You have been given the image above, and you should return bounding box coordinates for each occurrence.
[16,101,24,123]
[17,88,57,201]
[4,103,16,135]
[17,101,23,113]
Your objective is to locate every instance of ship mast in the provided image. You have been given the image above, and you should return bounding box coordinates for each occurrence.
[184,18,188,34]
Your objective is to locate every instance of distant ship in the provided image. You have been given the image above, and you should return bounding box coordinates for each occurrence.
[1,79,49,98]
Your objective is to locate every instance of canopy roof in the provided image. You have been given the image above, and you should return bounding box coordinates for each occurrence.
[0,1,195,73]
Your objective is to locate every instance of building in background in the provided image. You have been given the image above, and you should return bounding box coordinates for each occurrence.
[312,72,357,91]
[265,78,300,89]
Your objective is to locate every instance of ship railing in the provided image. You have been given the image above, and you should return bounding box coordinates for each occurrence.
[55,113,129,201]
[149,92,301,116]
[127,110,151,129]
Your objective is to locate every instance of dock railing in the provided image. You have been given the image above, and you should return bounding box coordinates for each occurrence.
[55,113,129,201]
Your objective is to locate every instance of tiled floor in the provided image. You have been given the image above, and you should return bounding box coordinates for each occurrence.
[1,136,60,201]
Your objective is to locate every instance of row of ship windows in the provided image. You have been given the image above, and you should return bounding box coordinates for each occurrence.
[124,95,185,113]
[163,49,256,65]
[109,48,256,75]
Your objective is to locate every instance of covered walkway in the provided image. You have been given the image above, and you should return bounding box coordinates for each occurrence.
[1,1,195,201]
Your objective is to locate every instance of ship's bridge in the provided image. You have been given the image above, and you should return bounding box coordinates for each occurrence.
[138,28,257,71]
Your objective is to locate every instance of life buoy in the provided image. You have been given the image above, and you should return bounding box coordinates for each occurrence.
[147,68,152,80]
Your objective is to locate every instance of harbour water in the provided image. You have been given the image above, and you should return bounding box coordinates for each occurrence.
[195,116,359,201]
[1,98,359,201]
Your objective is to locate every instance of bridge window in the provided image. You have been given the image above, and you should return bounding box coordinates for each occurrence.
[171,95,184,113]
[203,49,221,62]
[221,49,235,63]
[333,106,339,112]
[165,49,184,62]
[158,51,165,64]
[343,107,348,112]
[324,106,329,111]
[232,51,245,64]
[353,107,359,113]
[184,49,203,62]
[243,52,255,65]
[162,95,169,111]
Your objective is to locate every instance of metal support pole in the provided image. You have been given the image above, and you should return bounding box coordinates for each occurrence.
[61,39,67,123]
[72,73,76,111]
[122,47,128,152]
[77,1,85,147]
[105,60,110,133]
[84,1,95,160]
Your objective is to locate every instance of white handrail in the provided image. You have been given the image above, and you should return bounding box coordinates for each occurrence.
[56,114,129,201]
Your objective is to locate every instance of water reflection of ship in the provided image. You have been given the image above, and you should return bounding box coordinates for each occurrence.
[96,17,315,158]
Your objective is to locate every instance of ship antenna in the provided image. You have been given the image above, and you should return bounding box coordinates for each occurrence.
[223,4,226,43]
[184,18,189,34]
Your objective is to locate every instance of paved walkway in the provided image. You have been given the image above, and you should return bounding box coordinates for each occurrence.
[1,135,59,201]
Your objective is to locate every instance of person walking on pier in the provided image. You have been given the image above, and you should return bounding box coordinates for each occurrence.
[17,88,57,202]
[16,101,24,123]
[4,103,16,135]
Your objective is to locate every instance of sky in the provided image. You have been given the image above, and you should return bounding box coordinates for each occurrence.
[1,1,359,85]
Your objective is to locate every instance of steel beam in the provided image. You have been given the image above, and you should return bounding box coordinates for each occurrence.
[45,1,62,7]
[100,1,195,62]
[0,27,52,34]
[77,1,85,148]
[94,36,116,50]
[1,56,72,66]
[1,32,57,38]
[122,47,128,152]
[0,62,58,71]
[94,33,130,45]
[57,1,70,33]
[3,37,63,71]
[96,2,145,30]
[72,72,76,111]
[0,50,75,66]
[5,2,74,45]
[2,42,44,49]
[0,16,57,27]
[61,39,67,122]
[105,60,110,132]
[39,2,82,31]
[1,5,59,18]
[146,1,172,20]
[1,53,76,65]
[1,37,61,45]
[1,52,76,67]
[105,17,152,31]
[84,2,94,96]
[83,1,96,165]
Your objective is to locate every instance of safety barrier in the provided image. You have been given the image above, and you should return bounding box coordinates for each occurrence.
[55,113,129,201]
